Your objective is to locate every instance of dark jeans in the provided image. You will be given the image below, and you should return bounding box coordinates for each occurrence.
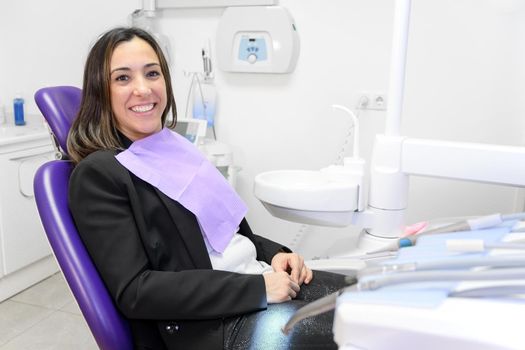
[224,270,346,350]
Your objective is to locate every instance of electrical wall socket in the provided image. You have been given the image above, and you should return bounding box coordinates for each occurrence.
[357,92,387,110]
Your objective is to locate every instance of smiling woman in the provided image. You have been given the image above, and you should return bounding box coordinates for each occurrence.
[66,27,345,350]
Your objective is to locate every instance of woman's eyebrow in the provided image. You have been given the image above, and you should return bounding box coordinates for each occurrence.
[145,62,160,68]
[110,67,130,74]
[110,62,160,75]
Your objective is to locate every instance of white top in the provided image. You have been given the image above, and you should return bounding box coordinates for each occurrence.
[203,232,273,274]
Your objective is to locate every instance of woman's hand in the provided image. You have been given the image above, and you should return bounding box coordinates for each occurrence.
[271,252,313,286]
[263,271,300,304]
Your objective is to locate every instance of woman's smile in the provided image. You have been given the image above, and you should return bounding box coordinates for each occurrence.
[130,103,156,113]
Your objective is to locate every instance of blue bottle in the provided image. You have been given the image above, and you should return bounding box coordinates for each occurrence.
[14,95,25,126]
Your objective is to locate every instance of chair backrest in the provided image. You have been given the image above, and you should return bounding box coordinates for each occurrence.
[33,86,133,350]
[35,86,82,155]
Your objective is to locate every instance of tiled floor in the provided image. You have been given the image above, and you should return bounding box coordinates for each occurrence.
[0,273,97,349]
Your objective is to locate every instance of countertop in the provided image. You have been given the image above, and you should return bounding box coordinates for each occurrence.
[0,117,53,153]
[0,120,50,147]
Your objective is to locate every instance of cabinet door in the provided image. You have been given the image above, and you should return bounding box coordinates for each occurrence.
[0,147,54,275]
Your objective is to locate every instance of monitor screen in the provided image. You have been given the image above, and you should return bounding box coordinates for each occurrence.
[173,119,206,144]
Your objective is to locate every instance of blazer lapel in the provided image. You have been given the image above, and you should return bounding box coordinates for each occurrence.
[154,188,213,269]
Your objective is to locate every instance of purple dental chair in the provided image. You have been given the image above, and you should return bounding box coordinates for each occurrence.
[33,86,134,350]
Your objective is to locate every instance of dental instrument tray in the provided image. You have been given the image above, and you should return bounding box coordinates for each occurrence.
[332,227,525,350]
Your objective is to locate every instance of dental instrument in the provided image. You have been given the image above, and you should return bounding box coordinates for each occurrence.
[353,267,525,292]
[420,212,525,234]
[282,267,525,334]
[309,248,525,277]
[359,254,525,277]
[367,212,525,254]
[189,44,217,137]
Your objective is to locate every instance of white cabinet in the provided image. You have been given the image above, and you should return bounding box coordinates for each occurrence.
[0,123,58,301]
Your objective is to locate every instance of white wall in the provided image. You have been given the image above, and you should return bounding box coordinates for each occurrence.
[1,0,524,259]
[0,0,140,111]
[403,0,525,231]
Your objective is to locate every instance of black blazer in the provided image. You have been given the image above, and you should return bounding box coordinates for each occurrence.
[68,149,288,349]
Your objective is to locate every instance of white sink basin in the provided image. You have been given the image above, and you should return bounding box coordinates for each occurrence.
[254,169,361,227]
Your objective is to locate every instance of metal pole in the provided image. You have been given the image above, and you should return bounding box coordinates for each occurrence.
[384,0,411,136]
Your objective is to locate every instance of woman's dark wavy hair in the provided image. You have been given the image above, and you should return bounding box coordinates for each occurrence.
[67,27,176,164]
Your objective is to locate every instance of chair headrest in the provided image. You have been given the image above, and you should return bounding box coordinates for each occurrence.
[35,86,82,156]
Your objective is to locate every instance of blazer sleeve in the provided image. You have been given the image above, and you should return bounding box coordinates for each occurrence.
[68,152,267,321]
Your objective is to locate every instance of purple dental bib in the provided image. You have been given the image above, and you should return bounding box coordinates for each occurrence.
[115,127,247,253]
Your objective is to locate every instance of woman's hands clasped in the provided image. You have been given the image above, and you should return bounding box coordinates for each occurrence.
[263,253,313,304]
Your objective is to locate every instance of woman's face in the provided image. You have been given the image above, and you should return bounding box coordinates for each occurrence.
[109,37,167,141]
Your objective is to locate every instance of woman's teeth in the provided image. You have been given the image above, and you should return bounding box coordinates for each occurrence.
[131,104,154,113]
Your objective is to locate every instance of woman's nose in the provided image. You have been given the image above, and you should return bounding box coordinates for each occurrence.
[133,78,152,96]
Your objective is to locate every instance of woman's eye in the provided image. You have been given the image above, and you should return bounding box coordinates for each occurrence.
[115,75,129,82]
[146,70,161,78]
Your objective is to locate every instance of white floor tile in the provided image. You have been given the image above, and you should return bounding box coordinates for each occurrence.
[0,311,97,350]
[10,273,73,310]
[59,300,82,316]
[0,301,54,346]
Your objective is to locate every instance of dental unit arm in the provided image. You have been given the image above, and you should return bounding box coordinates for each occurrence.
[254,0,525,253]
[362,135,525,239]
